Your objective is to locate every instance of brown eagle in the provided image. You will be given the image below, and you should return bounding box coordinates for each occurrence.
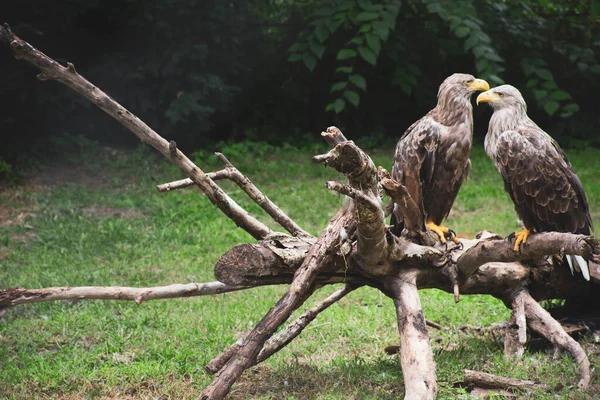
[391,73,490,244]
[477,84,593,280]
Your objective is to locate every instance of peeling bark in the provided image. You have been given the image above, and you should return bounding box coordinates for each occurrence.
[504,290,527,358]
[387,274,437,399]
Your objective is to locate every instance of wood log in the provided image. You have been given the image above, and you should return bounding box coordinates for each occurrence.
[463,369,547,391]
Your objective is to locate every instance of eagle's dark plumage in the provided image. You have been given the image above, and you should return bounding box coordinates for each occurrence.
[391,73,490,243]
[477,84,594,280]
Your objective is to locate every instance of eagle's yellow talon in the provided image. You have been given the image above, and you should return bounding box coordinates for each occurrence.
[512,228,531,252]
[426,220,456,245]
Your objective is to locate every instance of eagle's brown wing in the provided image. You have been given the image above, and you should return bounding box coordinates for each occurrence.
[391,114,441,235]
[492,128,592,235]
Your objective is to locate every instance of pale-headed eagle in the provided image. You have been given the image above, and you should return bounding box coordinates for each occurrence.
[477,84,594,280]
[391,73,490,243]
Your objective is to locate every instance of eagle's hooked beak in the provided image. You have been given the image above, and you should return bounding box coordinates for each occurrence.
[476,90,501,105]
[468,79,490,93]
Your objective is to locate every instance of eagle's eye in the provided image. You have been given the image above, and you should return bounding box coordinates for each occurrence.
[464,79,473,85]
[496,92,505,97]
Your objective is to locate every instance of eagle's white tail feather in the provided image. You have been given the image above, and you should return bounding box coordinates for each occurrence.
[566,255,575,275]
[574,255,590,281]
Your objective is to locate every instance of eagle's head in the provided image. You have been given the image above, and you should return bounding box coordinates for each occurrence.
[438,73,490,99]
[476,84,527,112]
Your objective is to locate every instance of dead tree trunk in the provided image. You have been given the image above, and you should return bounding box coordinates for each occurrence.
[1,24,600,399]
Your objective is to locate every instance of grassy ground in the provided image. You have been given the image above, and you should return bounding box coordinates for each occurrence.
[1,136,600,399]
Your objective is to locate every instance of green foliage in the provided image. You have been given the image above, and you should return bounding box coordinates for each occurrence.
[286,0,600,124]
[2,0,600,164]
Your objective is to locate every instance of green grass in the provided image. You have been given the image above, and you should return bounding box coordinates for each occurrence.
[1,139,599,399]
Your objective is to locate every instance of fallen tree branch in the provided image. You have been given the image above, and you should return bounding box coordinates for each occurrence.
[463,369,547,392]
[457,232,600,279]
[522,291,591,390]
[200,209,354,400]
[158,153,311,238]
[0,282,247,308]
[256,284,357,364]
[156,170,231,191]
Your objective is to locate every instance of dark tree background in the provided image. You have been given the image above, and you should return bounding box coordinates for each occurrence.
[1,0,599,171]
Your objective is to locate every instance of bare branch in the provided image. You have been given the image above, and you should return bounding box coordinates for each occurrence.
[156,153,310,238]
[463,369,547,392]
[156,170,231,191]
[255,284,358,365]
[317,138,388,274]
[0,24,271,241]
[213,152,311,238]
[0,282,247,308]
[522,291,591,390]
[320,126,348,147]
[201,208,354,399]
[456,232,600,279]
[378,167,425,234]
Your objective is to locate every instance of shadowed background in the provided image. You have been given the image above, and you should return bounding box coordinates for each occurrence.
[1,0,599,171]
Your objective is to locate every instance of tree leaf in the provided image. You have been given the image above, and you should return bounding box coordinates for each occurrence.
[315,25,329,43]
[303,54,318,71]
[356,12,379,21]
[337,49,357,60]
[534,69,553,80]
[344,90,360,107]
[544,101,560,116]
[336,66,353,74]
[348,74,367,91]
[334,98,346,113]
[287,53,304,62]
[288,42,307,53]
[464,35,478,51]
[372,21,389,40]
[339,0,355,11]
[360,24,372,33]
[455,26,470,38]
[564,103,580,113]
[365,34,381,55]
[550,90,571,101]
[330,81,348,92]
[358,46,377,65]
[309,40,325,59]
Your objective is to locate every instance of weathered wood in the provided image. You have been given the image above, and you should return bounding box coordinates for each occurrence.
[0,282,246,308]
[255,284,357,365]
[504,290,527,358]
[387,273,437,399]
[463,369,547,391]
[200,209,354,400]
[522,291,591,390]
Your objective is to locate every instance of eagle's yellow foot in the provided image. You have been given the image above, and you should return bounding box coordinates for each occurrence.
[510,228,531,252]
[426,220,459,245]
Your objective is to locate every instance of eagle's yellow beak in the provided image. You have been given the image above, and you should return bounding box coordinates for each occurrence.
[476,90,501,105]
[468,79,490,93]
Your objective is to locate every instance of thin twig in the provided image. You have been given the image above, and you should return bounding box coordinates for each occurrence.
[0,282,248,308]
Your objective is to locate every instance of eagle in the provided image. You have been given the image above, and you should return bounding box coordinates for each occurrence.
[477,84,594,280]
[391,73,490,244]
